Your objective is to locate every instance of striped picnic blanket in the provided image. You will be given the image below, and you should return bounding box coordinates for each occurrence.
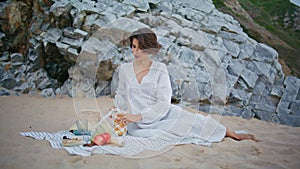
[19,131,190,157]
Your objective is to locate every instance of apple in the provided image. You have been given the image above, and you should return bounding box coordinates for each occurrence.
[93,133,111,146]
[101,133,111,143]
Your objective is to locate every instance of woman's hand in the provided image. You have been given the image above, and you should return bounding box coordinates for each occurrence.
[118,113,142,124]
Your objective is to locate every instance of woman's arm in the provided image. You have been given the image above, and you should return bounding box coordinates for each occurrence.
[120,63,172,125]
[139,63,172,124]
[114,64,129,111]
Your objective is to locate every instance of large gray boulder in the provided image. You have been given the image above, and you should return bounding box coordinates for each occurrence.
[0,0,299,127]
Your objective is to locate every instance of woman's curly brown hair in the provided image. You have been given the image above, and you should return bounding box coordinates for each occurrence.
[129,28,162,54]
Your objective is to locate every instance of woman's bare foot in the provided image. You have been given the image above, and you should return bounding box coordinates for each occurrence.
[233,133,260,142]
[226,128,260,142]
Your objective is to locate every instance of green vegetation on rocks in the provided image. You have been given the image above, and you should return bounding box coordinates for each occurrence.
[213,0,300,77]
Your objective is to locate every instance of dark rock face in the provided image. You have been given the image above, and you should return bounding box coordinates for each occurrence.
[0,0,299,127]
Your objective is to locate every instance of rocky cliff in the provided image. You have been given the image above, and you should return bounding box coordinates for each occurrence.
[0,0,299,126]
[215,0,300,77]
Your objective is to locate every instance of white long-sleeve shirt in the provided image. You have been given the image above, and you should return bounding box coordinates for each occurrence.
[115,61,226,145]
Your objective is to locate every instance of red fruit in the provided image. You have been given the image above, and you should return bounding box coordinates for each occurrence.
[93,133,111,145]
[101,133,111,143]
[94,134,105,145]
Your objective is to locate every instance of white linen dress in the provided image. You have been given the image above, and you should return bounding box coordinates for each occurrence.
[115,61,226,145]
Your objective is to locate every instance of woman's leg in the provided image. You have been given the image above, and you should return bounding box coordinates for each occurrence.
[225,128,259,142]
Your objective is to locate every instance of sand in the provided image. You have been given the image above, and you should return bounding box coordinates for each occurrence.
[0,95,299,169]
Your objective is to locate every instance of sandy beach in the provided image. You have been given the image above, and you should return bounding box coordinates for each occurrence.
[0,95,299,169]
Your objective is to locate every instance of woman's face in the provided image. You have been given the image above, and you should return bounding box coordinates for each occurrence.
[131,38,148,61]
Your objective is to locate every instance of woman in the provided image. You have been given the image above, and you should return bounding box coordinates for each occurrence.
[115,28,258,144]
